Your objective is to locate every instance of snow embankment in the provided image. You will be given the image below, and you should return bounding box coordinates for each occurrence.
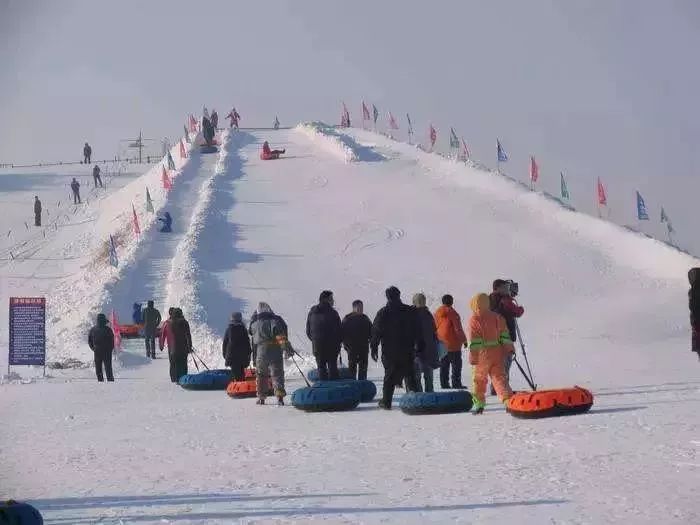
[296,122,385,163]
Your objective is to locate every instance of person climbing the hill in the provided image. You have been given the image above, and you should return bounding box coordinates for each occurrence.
[142,300,161,359]
[226,108,240,129]
[211,109,219,129]
[93,164,103,188]
[371,286,421,409]
[70,178,81,204]
[132,302,143,325]
[83,142,92,164]
[468,293,514,414]
[689,268,700,362]
[489,279,525,393]
[412,292,439,392]
[249,302,291,405]
[88,313,115,382]
[223,312,252,381]
[33,196,41,227]
[341,300,373,380]
[158,211,172,232]
[260,141,285,160]
[434,294,467,389]
[307,290,343,380]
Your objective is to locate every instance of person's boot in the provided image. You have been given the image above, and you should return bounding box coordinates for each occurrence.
[277,396,285,406]
[453,383,467,390]
[256,398,265,405]
[473,407,484,415]
[378,399,391,410]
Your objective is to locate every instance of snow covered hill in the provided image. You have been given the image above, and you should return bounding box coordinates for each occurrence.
[1,122,699,524]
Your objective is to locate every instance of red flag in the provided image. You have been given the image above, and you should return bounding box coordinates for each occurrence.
[179,139,187,159]
[429,125,437,148]
[162,166,172,190]
[132,204,141,236]
[460,138,471,160]
[362,101,370,121]
[529,156,539,184]
[110,310,122,351]
[597,177,607,206]
[388,112,399,130]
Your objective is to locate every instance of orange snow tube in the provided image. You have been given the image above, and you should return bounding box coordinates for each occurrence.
[506,386,593,419]
[226,380,258,398]
[119,324,143,338]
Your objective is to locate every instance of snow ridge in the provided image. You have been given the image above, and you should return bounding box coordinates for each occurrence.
[296,121,386,163]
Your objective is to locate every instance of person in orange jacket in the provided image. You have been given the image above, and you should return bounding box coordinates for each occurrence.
[468,293,514,414]
[434,294,467,389]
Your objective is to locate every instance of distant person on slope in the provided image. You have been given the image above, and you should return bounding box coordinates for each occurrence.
[158,211,172,232]
[88,313,115,382]
[70,178,81,204]
[689,268,700,361]
[160,308,192,382]
[260,141,285,160]
[33,196,42,226]
[132,302,143,325]
[412,293,439,393]
[142,300,161,359]
[489,279,524,393]
[93,164,103,188]
[341,300,373,380]
[202,116,215,147]
[83,142,92,164]
[210,109,219,129]
[307,290,343,380]
[434,294,467,389]
[468,293,513,414]
[226,108,240,129]
[249,302,291,405]
[223,312,252,381]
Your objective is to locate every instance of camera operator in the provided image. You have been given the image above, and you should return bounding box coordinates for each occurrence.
[489,279,524,392]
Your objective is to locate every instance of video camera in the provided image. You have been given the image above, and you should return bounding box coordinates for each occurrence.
[505,279,519,297]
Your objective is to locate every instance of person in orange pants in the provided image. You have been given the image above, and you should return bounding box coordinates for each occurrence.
[467,293,513,414]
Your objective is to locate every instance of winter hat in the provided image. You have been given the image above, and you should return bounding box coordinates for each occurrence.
[412,293,426,307]
[257,302,272,313]
[147,300,154,308]
[168,307,176,317]
[689,268,700,286]
[470,293,490,314]
[96,313,108,325]
[492,279,507,291]
[442,294,454,306]
[231,312,243,323]
[319,290,334,303]
[385,286,400,301]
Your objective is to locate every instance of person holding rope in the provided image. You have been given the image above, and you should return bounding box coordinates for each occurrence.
[489,279,524,393]
[160,307,192,382]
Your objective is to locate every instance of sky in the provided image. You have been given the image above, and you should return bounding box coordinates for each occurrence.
[1,0,698,253]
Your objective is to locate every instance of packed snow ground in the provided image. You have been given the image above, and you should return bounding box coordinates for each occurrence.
[1,124,699,524]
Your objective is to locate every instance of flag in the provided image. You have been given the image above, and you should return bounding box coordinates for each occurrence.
[529,156,539,184]
[660,206,669,223]
[429,125,437,148]
[162,165,172,190]
[108,234,118,267]
[362,101,370,121]
[449,128,459,149]
[497,139,508,162]
[183,125,190,144]
[667,221,675,234]
[189,114,198,133]
[110,310,122,351]
[146,188,154,213]
[132,204,141,236]
[597,177,607,206]
[372,104,379,125]
[636,191,649,220]
[560,172,570,199]
[460,138,470,160]
[406,113,414,135]
[179,139,187,159]
[388,112,399,130]
[167,151,176,171]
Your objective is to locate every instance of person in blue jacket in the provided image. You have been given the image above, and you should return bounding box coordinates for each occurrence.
[132,302,143,324]
[158,211,172,232]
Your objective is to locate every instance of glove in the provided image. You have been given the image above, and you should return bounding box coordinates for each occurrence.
[371,348,378,362]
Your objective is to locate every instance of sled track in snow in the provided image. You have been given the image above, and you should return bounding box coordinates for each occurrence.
[340,222,406,255]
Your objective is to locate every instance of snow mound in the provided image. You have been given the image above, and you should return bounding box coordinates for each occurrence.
[296,122,385,163]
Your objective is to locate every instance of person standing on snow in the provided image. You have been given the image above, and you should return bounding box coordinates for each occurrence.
[371,286,421,409]
[434,294,467,389]
[341,300,373,380]
[83,142,92,164]
[93,164,103,188]
[70,178,81,204]
[306,290,343,380]
[226,108,240,129]
[33,196,42,226]
[489,279,525,391]
[161,308,192,383]
[249,302,291,405]
[223,312,252,381]
[412,293,439,392]
[132,302,143,325]
[210,109,219,129]
[142,300,161,359]
[88,313,115,382]
[689,268,700,361]
[468,293,514,414]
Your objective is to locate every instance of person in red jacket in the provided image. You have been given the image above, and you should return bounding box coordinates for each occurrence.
[434,294,467,389]
[260,141,286,160]
[489,279,524,392]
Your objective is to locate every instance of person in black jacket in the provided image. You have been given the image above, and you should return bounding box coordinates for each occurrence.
[83,142,92,164]
[306,290,342,380]
[371,286,421,409]
[88,313,115,382]
[223,312,252,381]
[170,308,193,381]
[142,300,161,359]
[34,196,41,226]
[689,268,700,361]
[412,292,439,392]
[341,300,372,380]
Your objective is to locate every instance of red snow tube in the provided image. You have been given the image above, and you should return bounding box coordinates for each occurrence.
[506,386,593,419]
[119,324,142,338]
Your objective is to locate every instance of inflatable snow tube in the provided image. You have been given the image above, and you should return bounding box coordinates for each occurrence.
[178,369,230,391]
[119,323,143,338]
[0,500,43,524]
[226,378,273,398]
[200,144,218,154]
[506,386,593,419]
[399,391,474,415]
[313,379,377,403]
[291,384,361,412]
[307,367,355,382]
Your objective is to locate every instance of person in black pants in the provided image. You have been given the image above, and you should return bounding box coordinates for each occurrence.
[341,300,372,380]
[223,312,252,381]
[88,313,115,382]
[142,300,161,359]
[371,286,421,409]
[83,142,92,164]
[169,308,192,382]
[306,290,342,380]
[34,196,42,226]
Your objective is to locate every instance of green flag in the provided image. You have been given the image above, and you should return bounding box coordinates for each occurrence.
[449,128,459,149]
[146,188,154,213]
[560,172,570,200]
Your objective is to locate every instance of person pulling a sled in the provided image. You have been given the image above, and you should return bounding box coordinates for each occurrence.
[260,141,285,160]
[223,312,252,381]
[468,293,513,414]
[489,279,525,393]
[690,268,700,362]
[249,302,292,405]
[160,308,192,383]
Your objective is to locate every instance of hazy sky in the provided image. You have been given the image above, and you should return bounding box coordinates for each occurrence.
[1,0,698,251]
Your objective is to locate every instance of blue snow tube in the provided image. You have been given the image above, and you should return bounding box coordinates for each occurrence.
[399,391,474,415]
[0,500,43,524]
[178,369,230,391]
[313,379,377,403]
[307,367,355,382]
[291,384,361,412]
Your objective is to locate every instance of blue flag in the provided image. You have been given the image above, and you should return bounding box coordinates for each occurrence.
[560,172,570,200]
[372,105,379,125]
[497,139,508,162]
[636,191,649,220]
[109,235,118,268]
[449,128,459,149]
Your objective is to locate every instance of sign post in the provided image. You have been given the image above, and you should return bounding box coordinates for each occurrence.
[8,297,46,376]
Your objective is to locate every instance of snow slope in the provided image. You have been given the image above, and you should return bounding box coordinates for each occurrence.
[1,124,699,524]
